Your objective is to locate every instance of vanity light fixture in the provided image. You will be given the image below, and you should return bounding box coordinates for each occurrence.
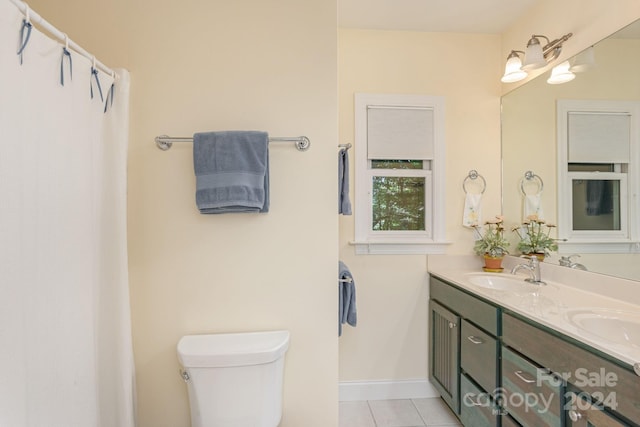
[501,32,573,83]
[547,60,576,84]
[500,50,528,83]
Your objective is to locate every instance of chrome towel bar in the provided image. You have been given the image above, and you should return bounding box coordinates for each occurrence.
[155,134,311,152]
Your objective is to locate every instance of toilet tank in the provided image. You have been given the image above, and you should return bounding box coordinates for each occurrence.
[177,330,290,427]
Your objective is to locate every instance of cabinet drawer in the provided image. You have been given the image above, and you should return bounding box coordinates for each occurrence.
[565,391,630,427]
[430,275,499,335]
[460,374,499,427]
[501,414,521,427]
[461,320,498,394]
[503,313,640,424]
[502,346,563,427]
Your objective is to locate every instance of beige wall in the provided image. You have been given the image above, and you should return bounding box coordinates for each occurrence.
[338,29,503,382]
[27,0,339,426]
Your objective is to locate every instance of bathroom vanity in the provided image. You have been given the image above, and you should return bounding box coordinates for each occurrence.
[428,256,640,427]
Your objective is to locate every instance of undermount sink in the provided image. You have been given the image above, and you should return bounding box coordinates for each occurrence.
[465,273,534,292]
[565,308,640,348]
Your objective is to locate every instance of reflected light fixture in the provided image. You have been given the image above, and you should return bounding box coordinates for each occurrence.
[547,61,575,84]
[501,32,573,83]
[569,46,596,72]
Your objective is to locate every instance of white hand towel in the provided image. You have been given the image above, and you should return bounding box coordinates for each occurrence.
[524,193,544,220]
[462,193,482,227]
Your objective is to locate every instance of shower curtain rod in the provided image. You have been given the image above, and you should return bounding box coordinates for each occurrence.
[155,135,311,152]
[8,0,116,78]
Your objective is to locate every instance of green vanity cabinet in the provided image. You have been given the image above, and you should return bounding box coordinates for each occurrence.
[429,275,500,421]
[429,274,640,427]
[503,312,640,426]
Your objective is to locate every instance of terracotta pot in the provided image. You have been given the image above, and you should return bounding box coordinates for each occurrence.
[483,254,504,271]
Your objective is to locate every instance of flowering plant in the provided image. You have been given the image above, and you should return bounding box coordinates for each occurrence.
[512,214,558,256]
[473,215,510,258]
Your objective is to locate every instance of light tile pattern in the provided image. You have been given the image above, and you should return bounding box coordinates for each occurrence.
[339,398,461,427]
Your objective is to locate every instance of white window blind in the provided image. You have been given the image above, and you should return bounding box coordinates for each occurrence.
[568,112,630,163]
[367,106,434,160]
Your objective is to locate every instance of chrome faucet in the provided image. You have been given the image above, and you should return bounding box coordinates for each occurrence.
[559,254,587,271]
[511,255,546,285]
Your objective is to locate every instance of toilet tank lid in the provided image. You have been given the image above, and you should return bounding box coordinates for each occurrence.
[177,330,290,368]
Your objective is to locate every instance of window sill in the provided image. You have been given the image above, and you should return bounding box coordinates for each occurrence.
[558,240,640,254]
[350,240,451,255]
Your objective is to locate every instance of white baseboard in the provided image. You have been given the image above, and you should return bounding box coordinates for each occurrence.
[339,379,440,401]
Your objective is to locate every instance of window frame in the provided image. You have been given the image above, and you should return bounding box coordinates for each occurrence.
[353,93,448,255]
[556,99,640,254]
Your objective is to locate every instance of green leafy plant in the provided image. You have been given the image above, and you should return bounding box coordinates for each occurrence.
[512,214,558,256]
[473,215,510,258]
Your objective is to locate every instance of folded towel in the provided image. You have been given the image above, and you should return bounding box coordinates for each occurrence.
[339,261,357,336]
[523,193,543,221]
[338,148,352,215]
[462,193,482,227]
[193,131,269,214]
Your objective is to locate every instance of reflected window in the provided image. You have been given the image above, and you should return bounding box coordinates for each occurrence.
[571,178,620,231]
[557,100,639,252]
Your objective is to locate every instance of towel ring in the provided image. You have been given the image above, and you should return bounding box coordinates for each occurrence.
[520,170,544,195]
[462,170,486,194]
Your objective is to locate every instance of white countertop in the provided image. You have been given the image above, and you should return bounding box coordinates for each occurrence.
[428,255,640,371]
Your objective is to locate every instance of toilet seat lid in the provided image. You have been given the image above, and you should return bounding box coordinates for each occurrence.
[177,330,290,368]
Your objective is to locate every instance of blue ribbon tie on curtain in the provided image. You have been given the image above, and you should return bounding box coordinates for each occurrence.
[60,48,73,86]
[17,19,33,65]
[104,82,115,113]
[90,67,104,102]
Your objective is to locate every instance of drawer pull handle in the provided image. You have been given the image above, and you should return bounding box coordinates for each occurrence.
[568,410,583,422]
[514,370,536,384]
[465,393,484,406]
[467,335,484,345]
[448,322,457,329]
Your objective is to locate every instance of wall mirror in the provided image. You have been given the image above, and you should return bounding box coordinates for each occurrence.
[501,19,640,281]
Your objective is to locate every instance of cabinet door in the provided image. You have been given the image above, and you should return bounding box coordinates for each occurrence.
[566,392,630,427]
[429,300,460,414]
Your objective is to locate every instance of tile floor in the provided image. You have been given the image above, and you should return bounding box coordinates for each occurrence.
[339,398,462,427]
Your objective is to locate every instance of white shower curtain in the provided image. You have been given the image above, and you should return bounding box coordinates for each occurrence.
[0,2,135,426]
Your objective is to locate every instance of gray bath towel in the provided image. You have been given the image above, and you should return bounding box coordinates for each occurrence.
[193,131,269,214]
[339,261,357,336]
[338,148,352,215]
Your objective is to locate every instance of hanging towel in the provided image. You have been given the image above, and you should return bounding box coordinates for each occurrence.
[585,180,613,216]
[193,131,269,214]
[523,193,544,220]
[338,148,352,215]
[339,261,357,336]
[462,193,482,227]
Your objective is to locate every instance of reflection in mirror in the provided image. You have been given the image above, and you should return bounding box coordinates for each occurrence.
[502,20,640,281]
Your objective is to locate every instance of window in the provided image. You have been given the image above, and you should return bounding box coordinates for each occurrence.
[557,100,640,253]
[353,94,447,254]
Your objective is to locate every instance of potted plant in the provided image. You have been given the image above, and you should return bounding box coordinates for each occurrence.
[512,214,558,260]
[473,215,510,271]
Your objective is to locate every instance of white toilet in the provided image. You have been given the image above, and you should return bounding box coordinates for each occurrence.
[177,330,290,427]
